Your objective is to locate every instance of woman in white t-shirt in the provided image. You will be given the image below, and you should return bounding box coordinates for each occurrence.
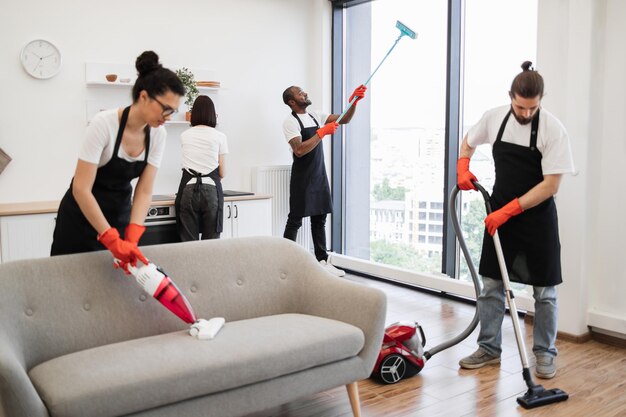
[51,51,184,272]
[175,95,228,241]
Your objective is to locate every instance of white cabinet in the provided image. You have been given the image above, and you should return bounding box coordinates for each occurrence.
[222,199,272,239]
[0,213,56,263]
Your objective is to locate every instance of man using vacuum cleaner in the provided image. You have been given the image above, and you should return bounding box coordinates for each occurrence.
[457,62,575,379]
[281,85,366,277]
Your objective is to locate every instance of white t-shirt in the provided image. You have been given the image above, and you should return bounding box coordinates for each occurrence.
[180,126,228,174]
[78,109,167,168]
[466,105,575,175]
[283,110,330,144]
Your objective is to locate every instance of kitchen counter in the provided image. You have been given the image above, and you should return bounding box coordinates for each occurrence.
[0,201,60,216]
[0,193,272,217]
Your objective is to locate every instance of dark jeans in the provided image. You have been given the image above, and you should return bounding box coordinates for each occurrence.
[283,213,328,261]
[178,184,220,241]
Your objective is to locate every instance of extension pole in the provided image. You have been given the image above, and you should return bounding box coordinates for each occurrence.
[335,21,416,124]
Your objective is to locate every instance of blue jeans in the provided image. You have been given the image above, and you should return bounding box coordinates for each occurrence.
[477,276,558,358]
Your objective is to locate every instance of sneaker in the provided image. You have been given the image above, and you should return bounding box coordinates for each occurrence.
[535,355,557,379]
[459,348,501,369]
[319,260,346,277]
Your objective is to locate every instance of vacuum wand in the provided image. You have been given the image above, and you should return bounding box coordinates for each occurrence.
[335,20,416,124]
[473,181,568,409]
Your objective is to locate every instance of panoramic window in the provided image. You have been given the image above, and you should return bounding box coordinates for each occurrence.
[343,0,448,274]
[459,0,538,283]
[336,0,538,285]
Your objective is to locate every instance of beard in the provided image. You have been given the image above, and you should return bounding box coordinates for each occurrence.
[511,105,533,125]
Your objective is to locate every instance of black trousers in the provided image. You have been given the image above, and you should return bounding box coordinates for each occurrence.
[178,184,220,241]
[283,213,328,262]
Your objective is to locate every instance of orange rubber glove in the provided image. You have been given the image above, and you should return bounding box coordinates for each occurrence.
[484,198,523,236]
[457,157,478,190]
[349,84,367,105]
[98,227,148,272]
[316,122,339,140]
[125,223,146,245]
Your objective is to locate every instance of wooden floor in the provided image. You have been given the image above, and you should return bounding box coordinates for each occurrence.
[246,274,626,417]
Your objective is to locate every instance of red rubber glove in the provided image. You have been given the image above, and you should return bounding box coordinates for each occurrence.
[484,198,523,236]
[457,157,478,190]
[349,84,367,105]
[316,122,339,140]
[98,227,148,272]
[125,223,146,245]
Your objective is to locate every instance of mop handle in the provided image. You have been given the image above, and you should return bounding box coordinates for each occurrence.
[335,34,404,124]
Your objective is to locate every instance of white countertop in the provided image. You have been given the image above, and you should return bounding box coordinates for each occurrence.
[0,193,272,216]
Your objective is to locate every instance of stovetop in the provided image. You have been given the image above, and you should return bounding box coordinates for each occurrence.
[152,191,255,201]
[151,194,176,201]
[223,190,254,197]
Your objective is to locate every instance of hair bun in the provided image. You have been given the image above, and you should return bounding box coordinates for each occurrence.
[136,51,162,76]
[521,61,534,71]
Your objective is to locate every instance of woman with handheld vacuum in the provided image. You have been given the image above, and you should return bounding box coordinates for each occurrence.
[51,51,184,273]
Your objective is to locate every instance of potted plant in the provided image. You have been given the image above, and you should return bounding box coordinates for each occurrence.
[175,67,199,121]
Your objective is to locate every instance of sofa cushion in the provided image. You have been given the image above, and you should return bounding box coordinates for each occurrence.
[28,313,364,417]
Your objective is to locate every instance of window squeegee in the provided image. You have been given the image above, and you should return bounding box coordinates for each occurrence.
[335,20,417,124]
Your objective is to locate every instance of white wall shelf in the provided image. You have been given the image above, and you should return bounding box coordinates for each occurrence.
[84,62,221,124]
[87,80,222,92]
[85,62,221,89]
[86,81,134,88]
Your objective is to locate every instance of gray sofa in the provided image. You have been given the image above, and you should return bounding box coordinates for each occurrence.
[0,237,386,417]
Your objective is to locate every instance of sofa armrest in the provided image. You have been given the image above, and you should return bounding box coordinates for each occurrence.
[296,270,387,377]
[0,339,48,417]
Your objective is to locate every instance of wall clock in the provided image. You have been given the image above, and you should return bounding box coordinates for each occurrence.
[20,39,62,79]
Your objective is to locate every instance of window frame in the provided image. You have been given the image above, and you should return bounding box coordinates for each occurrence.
[330,0,463,278]
[329,0,537,312]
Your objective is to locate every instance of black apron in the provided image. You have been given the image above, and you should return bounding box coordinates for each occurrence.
[289,112,332,217]
[478,110,562,286]
[175,167,224,233]
[51,106,150,255]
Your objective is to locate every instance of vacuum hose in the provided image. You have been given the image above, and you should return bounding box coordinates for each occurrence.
[423,184,484,359]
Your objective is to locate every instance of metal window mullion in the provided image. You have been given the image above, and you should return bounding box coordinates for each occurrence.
[331,2,345,253]
[442,0,464,277]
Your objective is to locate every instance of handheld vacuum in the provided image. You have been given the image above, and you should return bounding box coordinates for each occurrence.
[122,260,225,340]
[125,261,197,324]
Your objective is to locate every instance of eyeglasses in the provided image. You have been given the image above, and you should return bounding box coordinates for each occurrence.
[149,94,177,117]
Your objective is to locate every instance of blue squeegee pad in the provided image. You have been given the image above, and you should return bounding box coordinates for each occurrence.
[396,20,417,39]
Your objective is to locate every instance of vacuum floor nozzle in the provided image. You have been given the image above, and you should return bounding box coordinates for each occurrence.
[517,385,569,409]
[396,20,417,39]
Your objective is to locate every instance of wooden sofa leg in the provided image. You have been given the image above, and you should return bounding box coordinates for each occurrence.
[346,381,362,417]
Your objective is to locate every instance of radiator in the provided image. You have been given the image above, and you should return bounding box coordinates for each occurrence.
[251,165,313,253]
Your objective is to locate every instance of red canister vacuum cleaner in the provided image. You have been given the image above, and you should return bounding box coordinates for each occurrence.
[371,182,568,409]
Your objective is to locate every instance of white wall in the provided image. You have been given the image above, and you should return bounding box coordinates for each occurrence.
[0,0,331,202]
[4,0,623,338]
[538,0,626,336]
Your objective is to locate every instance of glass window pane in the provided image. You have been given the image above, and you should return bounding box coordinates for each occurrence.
[459,0,538,284]
[344,0,447,274]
